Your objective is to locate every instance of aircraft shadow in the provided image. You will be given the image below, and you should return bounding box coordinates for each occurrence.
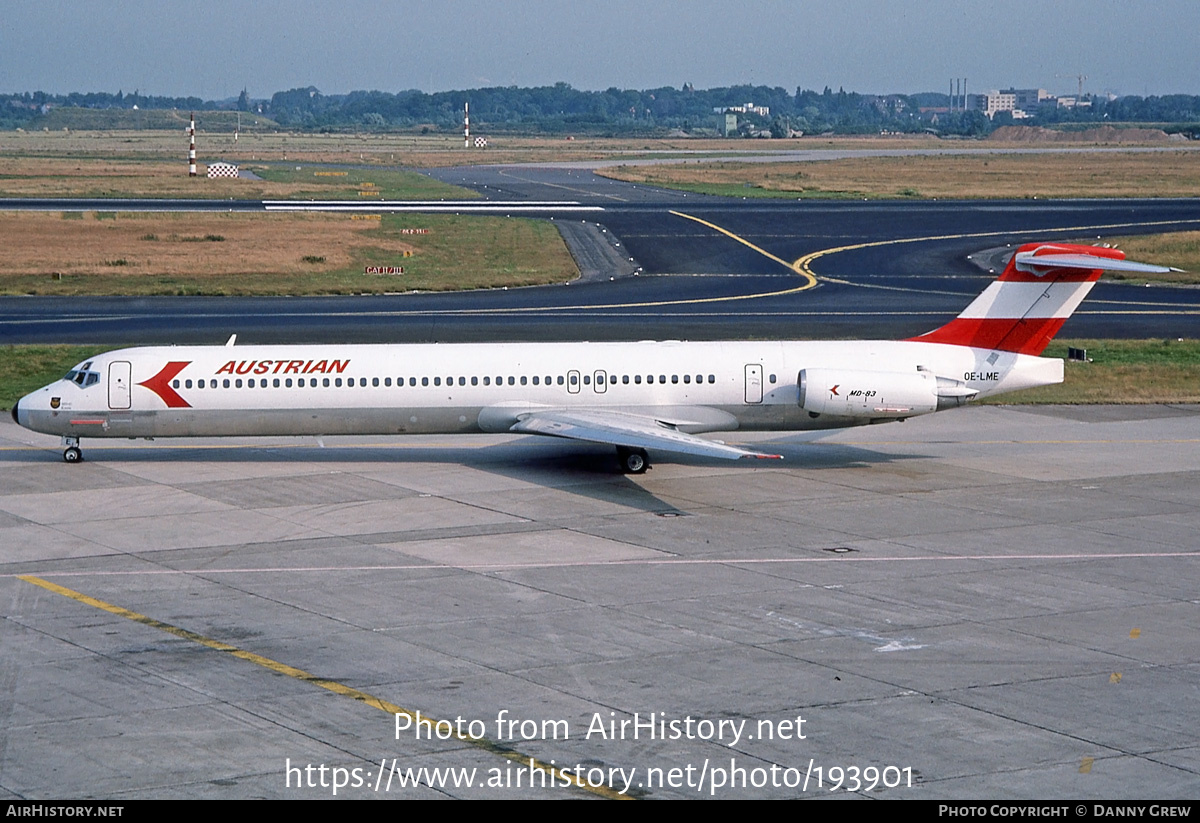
[2,437,928,516]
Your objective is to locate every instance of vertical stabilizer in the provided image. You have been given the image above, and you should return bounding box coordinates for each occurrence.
[910,243,1148,355]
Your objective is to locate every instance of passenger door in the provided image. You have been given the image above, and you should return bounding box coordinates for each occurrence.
[109,361,132,410]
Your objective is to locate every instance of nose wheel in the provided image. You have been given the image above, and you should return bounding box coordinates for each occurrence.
[61,436,83,464]
[616,446,649,474]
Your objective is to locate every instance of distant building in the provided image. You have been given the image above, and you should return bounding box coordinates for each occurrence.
[968,90,1022,119]
[713,102,770,117]
[965,86,1096,118]
[1006,88,1054,111]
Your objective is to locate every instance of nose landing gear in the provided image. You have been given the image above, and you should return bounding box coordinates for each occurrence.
[61,436,83,463]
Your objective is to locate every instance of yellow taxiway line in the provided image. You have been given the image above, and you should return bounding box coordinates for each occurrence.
[18,574,632,800]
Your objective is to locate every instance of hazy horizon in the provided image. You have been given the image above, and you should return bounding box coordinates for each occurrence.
[4,1,1197,100]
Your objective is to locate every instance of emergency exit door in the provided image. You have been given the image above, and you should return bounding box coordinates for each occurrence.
[744,364,763,404]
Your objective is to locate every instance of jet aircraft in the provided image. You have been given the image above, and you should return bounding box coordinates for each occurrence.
[12,243,1169,473]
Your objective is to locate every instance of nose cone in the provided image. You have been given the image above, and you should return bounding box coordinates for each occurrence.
[11,394,35,430]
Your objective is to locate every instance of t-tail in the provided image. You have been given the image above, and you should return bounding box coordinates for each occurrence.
[909,242,1171,355]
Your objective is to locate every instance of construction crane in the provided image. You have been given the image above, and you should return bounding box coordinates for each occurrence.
[1056,73,1088,99]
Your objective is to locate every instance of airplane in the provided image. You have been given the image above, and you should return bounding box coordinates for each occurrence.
[11,242,1170,473]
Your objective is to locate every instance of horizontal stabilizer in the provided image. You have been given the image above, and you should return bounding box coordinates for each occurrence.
[1014,252,1171,275]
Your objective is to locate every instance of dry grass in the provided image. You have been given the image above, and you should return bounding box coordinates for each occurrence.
[1086,231,1200,283]
[0,155,472,199]
[597,150,1200,199]
[0,211,577,295]
[2,129,945,165]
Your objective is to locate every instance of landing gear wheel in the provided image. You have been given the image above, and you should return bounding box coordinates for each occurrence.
[617,447,649,474]
[63,447,83,463]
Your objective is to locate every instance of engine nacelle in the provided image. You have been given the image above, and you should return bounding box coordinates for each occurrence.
[798,368,963,419]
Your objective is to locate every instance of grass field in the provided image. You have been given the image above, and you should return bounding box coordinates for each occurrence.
[596,150,1200,200]
[0,155,477,199]
[2,129,959,168]
[979,339,1200,404]
[0,211,577,295]
[3,339,1195,412]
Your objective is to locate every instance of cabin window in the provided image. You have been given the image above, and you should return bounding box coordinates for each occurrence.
[532,376,539,386]
[557,375,564,385]
[471,376,478,386]
[545,375,551,385]
[623,375,630,384]
[223,379,230,388]
[696,374,703,384]
[520,376,527,386]
[671,375,678,384]
[385,377,392,387]
[172,379,180,388]
[508,376,515,386]
[272,378,280,388]
[235,379,242,388]
[284,378,292,388]
[708,375,715,383]
[583,375,591,385]
[483,376,491,386]
[683,374,691,384]
[769,374,777,384]
[185,379,193,389]
[433,377,441,386]
[323,378,330,387]
[634,375,641,384]
[335,378,342,387]
[568,374,577,386]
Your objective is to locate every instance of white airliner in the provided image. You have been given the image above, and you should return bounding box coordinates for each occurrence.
[12,243,1168,472]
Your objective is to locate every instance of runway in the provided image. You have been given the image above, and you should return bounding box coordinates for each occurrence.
[3,404,1198,798]
[3,180,1200,344]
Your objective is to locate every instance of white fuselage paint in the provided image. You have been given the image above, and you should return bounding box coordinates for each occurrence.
[15,339,1060,444]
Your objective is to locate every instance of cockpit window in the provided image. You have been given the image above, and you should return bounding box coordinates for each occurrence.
[63,361,101,388]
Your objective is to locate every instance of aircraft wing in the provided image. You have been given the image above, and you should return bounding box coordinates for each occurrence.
[509,409,782,461]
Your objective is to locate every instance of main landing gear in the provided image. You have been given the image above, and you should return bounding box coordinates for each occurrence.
[61,436,83,464]
[616,446,649,474]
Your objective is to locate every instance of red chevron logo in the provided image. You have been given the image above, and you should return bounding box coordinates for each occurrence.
[137,362,192,408]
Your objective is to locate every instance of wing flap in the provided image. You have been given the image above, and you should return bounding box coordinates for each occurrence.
[510,410,782,461]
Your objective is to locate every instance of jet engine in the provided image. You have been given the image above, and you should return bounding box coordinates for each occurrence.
[798,368,976,419]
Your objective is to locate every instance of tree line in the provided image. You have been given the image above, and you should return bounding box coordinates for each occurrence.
[4,83,1199,137]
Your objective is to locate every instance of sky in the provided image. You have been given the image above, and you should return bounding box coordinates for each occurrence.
[3,0,1198,100]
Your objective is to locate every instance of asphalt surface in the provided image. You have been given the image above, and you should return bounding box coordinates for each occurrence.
[2,170,1199,345]
[4,405,1198,799]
